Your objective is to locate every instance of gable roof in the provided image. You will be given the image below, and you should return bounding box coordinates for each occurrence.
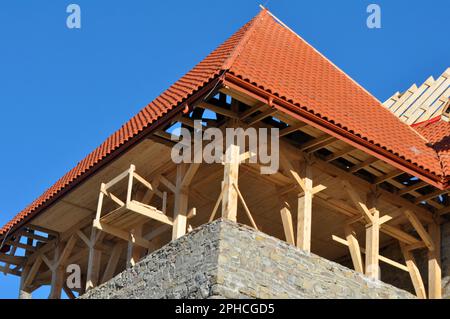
[0,9,447,238]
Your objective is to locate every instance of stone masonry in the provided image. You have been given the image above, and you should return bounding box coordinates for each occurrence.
[81,219,414,299]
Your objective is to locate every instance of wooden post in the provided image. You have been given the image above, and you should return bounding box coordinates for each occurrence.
[365,193,379,280]
[428,222,442,299]
[18,265,32,299]
[172,165,189,240]
[102,242,124,284]
[401,243,427,299]
[85,228,102,291]
[297,162,312,252]
[280,207,295,245]
[345,225,364,273]
[222,144,240,222]
[49,244,64,299]
[127,225,144,268]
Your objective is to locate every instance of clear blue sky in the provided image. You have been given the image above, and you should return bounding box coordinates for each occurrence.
[0,0,448,299]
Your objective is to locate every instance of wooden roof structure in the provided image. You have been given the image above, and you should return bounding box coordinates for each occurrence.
[0,8,447,299]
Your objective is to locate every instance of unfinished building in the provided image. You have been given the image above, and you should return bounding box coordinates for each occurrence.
[0,8,449,299]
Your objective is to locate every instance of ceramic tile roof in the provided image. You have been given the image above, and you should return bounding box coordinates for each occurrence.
[0,9,447,238]
[413,118,450,177]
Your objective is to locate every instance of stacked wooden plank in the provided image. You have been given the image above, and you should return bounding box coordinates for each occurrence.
[383,68,450,124]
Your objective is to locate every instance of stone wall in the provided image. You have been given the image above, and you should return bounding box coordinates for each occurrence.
[442,222,450,298]
[81,220,414,299]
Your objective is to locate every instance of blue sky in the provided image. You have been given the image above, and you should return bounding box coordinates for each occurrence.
[0,0,448,299]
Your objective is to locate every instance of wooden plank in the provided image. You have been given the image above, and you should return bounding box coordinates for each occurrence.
[240,102,266,120]
[127,201,174,225]
[181,163,201,189]
[374,169,404,185]
[401,243,427,299]
[247,109,277,126]
[104,166,133,190]
[397,181,427,196]
[344,226,364,273]
[297,163,312,252]
[428,222,442,299]
[49,244,64,299]
[414,189,448,204]
[280,207,295,245]
[349,157,379,173]
[403,210,435,251]
[324,146,354,162]
[222,144,240,222]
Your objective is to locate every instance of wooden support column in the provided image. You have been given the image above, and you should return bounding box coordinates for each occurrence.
[222,143,240,222]
[102,242,125,284]
[85,228,103,291]
[297,162,312,252]
[365,193,379,280]
[428,222,442,299]
[172,164,189,240]
[401,243,427,299]
[127,225,144,268]
[49,244,64,299]
[345,226,364,273]
[18,265,32,299]
[280,202,295,245]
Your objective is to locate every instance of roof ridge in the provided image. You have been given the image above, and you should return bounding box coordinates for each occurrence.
[221,9,268,71]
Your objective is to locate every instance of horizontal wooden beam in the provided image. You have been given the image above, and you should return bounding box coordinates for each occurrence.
[93,220,153,250]
[197,101,239,119]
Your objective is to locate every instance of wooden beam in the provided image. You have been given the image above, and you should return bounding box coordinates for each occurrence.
[280,207,295,245]
[85,228,103,291]
[401,243,427,299]
[93,220,152,249]
[233,183,258,230]
[197,101,239,119]
[279,123,307,137]
[0,254,25,266]
[49,244,64,299]
[127,225,144,268]
[403,210,435,251]
[349,157,379,173]
[397,181,428,196]
[222,144,240,222]
[380,224,421,245]
[297,162,312,252]
[374,169,404,185]
[344,226,364,273]
[102,242,125,284]
[341,180,373,223]
[365,194,379,280]
[332,235,408,272]
[240,102,266,120]
[428,222,442,299]
[299,135,335,152]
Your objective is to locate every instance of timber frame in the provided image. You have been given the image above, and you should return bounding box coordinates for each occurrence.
[1,73,448,299]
